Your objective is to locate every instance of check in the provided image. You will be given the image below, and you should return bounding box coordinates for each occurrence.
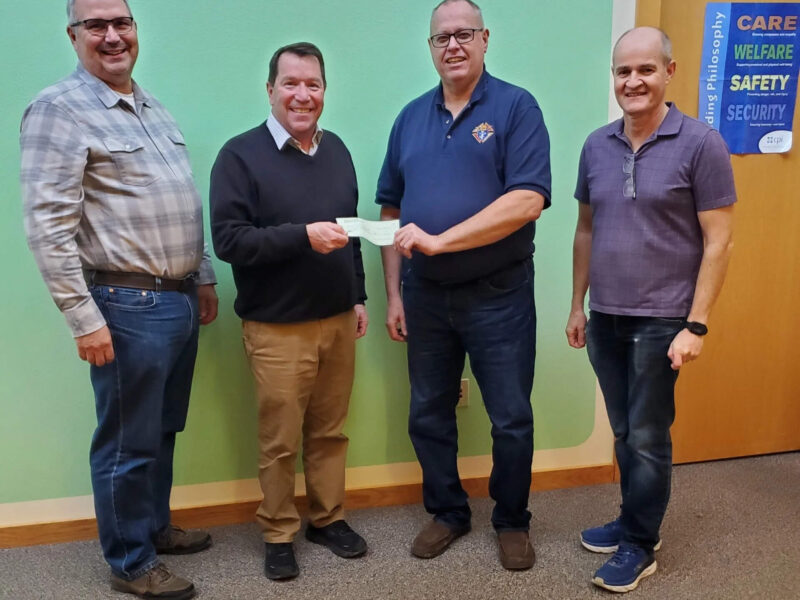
[336,217,399,246]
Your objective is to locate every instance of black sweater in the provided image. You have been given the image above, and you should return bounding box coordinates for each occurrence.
[210,123,366,323]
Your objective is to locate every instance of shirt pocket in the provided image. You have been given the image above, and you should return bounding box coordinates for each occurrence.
[103,137,159,186]
[164,129,194,178]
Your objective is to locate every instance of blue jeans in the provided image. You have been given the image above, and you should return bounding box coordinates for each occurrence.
[403,260,536,531]
[586,311,683,552]
[89,285,199,579]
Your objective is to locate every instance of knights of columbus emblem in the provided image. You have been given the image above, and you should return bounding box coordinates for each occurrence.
[472,122,495,143]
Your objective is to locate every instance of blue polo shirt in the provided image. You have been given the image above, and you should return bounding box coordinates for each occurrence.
[376,70,551,283]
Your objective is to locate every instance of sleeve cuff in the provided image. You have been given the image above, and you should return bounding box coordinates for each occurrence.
[197,257,217,286]
[507,184,552,209]
[64,297,106,338]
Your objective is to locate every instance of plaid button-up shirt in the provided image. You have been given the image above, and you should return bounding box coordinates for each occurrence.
[21,65,215,337]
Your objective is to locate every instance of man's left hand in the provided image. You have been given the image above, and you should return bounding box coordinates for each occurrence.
[197,284,219,325]
[667,328,704,370]
[354,304,368,339]
[393,223,442,259]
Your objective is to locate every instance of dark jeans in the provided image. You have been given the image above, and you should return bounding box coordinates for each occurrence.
[89,285,199,579]
[586,311,683,551]
[403,260,536,531]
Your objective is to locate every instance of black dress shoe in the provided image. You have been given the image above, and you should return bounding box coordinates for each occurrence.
[264,542,299,580]
[305,520,367,558]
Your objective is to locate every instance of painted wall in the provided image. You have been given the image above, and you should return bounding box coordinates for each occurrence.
[0,0,614,513]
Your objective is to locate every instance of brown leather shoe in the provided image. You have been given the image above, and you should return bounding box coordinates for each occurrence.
[154,524,211,555]
[497,531,535,570]
[411,520,470,558]
[110,563,195,599]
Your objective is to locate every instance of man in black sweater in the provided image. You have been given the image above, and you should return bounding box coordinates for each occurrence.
[209,42,368,581]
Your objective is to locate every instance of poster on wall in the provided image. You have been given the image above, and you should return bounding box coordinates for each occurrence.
[699,2,800,154]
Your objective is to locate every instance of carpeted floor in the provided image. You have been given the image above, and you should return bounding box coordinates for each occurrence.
[1,452,798,599]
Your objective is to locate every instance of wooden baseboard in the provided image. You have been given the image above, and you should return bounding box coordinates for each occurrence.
[0,464,614,549]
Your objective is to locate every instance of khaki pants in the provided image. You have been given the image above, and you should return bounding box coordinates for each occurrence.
[242,310,356,542]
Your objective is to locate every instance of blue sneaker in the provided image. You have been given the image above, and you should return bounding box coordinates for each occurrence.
[592,543,657,593]
[580,518,662,553]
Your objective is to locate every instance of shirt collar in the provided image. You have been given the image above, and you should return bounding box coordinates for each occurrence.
[434,67,490,108]
[607,102,682,142]
[75,63,150,110]
[656,102,682,135]
[266,113,324,155]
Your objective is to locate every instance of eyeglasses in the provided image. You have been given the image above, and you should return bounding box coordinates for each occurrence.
[623,153,636,199]
[69,17,135,36]
[429,28,483,48]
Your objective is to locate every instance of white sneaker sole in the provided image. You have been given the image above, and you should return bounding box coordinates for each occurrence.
[580,538,662,554]
[592,560,657,593]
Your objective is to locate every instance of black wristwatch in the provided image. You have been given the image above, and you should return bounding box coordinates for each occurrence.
[684,321,708,336]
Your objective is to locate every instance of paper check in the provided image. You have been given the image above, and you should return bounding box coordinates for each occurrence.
[336,218,399,246]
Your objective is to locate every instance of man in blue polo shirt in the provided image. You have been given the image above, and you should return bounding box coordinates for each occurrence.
[376,0,550,570]
[566,27,735,592]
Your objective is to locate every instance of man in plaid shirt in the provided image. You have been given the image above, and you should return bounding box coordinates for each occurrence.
[21,1,216,598]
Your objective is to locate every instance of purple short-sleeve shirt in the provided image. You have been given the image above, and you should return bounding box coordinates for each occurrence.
[575,103,736,316]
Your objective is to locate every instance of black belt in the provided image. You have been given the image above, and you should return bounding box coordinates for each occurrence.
[86,270,196,292]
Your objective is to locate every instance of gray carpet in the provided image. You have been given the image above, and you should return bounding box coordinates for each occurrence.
[1,453,799,599]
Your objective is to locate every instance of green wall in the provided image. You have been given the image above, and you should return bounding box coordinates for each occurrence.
[0,0,612,504]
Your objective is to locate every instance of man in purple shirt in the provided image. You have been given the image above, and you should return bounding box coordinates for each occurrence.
[566,27,735,593]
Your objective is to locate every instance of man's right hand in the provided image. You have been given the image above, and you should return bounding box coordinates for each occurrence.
[385,296,407,342]
[307,222,349,254]
[565,309,587,349]
[76,326,115,366]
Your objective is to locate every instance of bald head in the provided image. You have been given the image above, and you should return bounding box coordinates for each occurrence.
[431,0,484,30]
[611,26,676,120]
[67,0,131,22]
[613,26,672,68]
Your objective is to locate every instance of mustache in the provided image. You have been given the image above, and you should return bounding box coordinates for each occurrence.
[98,42,128,52]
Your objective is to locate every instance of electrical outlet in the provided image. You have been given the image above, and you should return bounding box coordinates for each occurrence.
[458,378,469,407]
